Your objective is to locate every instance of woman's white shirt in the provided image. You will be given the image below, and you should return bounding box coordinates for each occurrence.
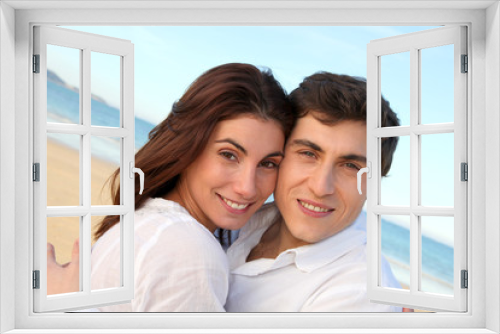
[89,198,229,312]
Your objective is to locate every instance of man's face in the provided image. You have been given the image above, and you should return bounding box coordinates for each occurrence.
[274,114,367,246]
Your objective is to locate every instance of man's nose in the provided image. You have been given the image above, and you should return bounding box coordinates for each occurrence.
[309,164,335,197]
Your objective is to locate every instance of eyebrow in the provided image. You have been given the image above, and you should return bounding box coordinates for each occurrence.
[215,138,284,159]
[290,139,323,153]
[291,139,366,162]
[341,154,367,164]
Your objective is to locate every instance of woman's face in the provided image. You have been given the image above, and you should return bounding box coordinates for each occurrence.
[176,115,285,232]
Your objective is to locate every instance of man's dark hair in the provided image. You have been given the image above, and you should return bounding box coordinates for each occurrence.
[289,72,400,176]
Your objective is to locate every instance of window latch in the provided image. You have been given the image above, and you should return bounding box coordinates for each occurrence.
[357,162,371,195]
[129,162,144,195]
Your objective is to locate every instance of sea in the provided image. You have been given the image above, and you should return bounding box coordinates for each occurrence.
[46,72,454,297]
[46,78,154,163]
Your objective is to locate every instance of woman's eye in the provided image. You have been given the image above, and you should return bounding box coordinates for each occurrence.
[220,151,237,161]
[260,161,279,169]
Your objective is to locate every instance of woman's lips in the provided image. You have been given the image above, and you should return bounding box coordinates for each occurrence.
[218,194,252,214]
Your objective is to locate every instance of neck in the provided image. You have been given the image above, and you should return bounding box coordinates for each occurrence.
[246,215,309,262]
[165,185,217,233]
[274,216,310,251]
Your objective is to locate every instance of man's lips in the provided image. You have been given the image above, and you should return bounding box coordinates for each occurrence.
[297,199,334,217]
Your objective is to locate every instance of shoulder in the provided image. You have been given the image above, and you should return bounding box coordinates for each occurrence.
[302,245,401,312]
[134,199,227,265]
[240,202,280,235]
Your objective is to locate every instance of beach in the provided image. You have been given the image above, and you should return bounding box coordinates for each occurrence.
[47,139,118,264]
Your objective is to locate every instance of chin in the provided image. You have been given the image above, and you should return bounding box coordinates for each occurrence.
[219,219,248,231]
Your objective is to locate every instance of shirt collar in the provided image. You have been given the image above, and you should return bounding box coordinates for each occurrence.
[229,204,367,275]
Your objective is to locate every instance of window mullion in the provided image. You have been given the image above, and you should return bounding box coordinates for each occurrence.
[409,46,420,295]
[81,47,92,295]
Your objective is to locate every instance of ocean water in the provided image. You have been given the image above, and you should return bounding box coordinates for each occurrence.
[381,219,454,295]
[47,76,454,297]
[46,79,155,164]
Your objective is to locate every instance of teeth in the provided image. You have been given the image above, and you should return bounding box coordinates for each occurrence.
[299,200,330,213]
[222,197,249,210]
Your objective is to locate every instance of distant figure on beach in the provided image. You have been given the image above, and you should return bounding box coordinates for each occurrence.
[224,72,405,312]
[47,62,295,311]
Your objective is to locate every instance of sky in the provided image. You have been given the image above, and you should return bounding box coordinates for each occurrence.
[51,25,456,247]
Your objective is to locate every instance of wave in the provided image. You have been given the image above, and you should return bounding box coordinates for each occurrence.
[384,255,454,296]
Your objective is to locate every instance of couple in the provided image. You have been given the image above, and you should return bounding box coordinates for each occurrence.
[48,63,403,312]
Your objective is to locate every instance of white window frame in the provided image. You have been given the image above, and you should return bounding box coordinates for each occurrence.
[366,25,468,312]
[33,25,135,312]
[1,1,499,333]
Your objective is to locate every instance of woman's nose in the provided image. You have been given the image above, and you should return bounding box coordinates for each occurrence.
[233,166,258,200]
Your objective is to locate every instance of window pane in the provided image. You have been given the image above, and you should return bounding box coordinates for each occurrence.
[91,216,122,291]
[91,136,121,206]
[47,44,81,124]
[421,133,454,207]
[421,44,454,124]
[47,216,81,295]
[381,215,410,290]
[420,216,454,295]
[91,52,121,128]
[381,51,410,127]
[381,136,410,206]
[47,133,80,206]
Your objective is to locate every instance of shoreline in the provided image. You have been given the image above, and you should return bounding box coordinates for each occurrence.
[47,139,118,264]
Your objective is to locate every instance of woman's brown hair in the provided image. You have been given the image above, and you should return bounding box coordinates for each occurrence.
[94,63,294,240]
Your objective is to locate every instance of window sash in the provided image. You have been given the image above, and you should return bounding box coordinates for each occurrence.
[366,25,468,312]
[4,5,493,332]
[32,25,135,312]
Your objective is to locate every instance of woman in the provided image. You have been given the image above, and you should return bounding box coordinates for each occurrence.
[47,63,295,312]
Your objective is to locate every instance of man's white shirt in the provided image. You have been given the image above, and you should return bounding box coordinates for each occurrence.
[225,204,402,312]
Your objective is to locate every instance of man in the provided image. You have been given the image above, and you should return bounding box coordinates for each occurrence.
[225,72,402,312]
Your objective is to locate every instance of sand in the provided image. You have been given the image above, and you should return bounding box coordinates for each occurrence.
[46,139,118,264]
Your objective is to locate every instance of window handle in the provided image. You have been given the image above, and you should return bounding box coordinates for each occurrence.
[357,163,371,195]
[129,162,144,195]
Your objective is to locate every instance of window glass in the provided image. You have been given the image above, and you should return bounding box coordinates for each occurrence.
[91,52,121,128]
[420,216,454,295]
[47,133,81,206]
[381,51,410,127]
[91,136,121,206]
[381,136,410,206]
[47,216,81,295]
[421,133,454,207]
[47,44,81,124]
[421,45,454,124]
[381,215,410,290]
[91,216,122,290]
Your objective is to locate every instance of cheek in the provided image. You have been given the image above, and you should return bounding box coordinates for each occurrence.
[276,162,303,194]
[257,172,279,199]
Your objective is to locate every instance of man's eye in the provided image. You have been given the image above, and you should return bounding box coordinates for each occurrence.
[300,151,316,158]
[345,162,361,171]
